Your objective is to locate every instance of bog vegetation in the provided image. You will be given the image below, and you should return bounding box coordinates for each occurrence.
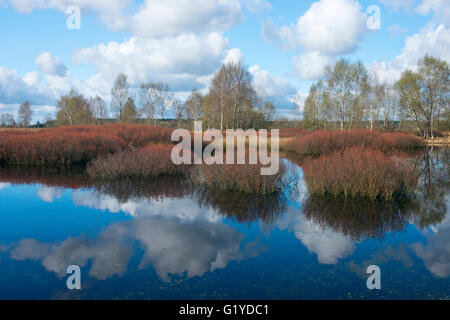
[302,146,418,200]
[0,54,446,198]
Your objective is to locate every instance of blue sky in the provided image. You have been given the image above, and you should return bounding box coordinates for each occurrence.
[0,0,449,122]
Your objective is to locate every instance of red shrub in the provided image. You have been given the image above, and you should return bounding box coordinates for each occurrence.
[302,146,418,200]
[86,145,189,179]
[191,161,289,195]
[287,129,425,157]
[0,124,175,166]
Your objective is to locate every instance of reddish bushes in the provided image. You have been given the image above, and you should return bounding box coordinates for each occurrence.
[302,146,418,200]
[191,162,289,194]
[87,145,188,179]
[287,130,425,157]
[0,124,174,166]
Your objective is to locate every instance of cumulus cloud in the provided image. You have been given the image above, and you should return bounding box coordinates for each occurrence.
[36,186,64,202]
[263,0,367,54]
[411,211,450,278]
[72,33,233,91]
[0,66,55,105]
[371,23,450,83]
[249,65,297,99]
[35,52,67,76]
[8,0,244,36]
[277,209,356,264]
[7,213,259,281]
[416,0,450,27]
[263,0,366,80]
[131,0,243,38]
[7,0,131,30]
[292,51,334,80]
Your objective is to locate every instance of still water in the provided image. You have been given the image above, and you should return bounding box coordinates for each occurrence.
[0,149,448,299]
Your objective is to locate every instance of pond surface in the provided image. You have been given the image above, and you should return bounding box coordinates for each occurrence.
[0,149,448,299]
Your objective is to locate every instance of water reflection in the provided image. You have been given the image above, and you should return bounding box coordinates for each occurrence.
[0,148,448,297]
[8,214,264,282]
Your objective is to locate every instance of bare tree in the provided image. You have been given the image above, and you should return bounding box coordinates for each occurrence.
[172,98,185,127]
[111,74,129,123]
[184,89,203,121]
[141,82,172,124]
[0,113,16,127]
[18,101,33,126]
[89,96,107,125]
[139,83,156,123]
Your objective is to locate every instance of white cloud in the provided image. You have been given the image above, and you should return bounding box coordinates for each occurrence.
[371,23,450,83]
[72,33,232,91]
[0,183,11,190]
[264,0,367,54]
[8,0,131,30]
[35,52,67,76]
[0,66,55,105]
[292,51,334,80]
[23,71,42,87]
[131,0,243,38]
[411,211,450,278]
[416,0,450,27]
[249,65,296,99]
[277,210,356,264]
[36,186,64,202]
[8,0,244,36]
[222,48,243,65]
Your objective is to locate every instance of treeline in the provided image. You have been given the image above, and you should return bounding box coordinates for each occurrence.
[0,101,34,127]
[53,61,274,130]
[303,54,449,138]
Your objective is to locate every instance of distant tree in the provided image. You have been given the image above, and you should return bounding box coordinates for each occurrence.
[122,97,138,123]
[184,89,203,121]
[89,96,107,125]
[18,101,33,126]
[111,74,129,123]
[172,98,185,127]
[263,101,275,122]
[139,83,156,124]
[140,82,172,124]
[56,89,93,125]
[0,113,16,127]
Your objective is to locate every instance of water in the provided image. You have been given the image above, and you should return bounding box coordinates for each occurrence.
[0,149,448,299]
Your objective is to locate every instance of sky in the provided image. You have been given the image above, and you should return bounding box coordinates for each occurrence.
[0,0,449,123]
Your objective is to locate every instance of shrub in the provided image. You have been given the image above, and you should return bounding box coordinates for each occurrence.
[302,146,418,200]
[286,130,425,157]
[191,161,290,195]
[0,124,174,166]
[87,145,188,179]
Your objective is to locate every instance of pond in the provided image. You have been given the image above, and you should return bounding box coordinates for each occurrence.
[0,148,448,299]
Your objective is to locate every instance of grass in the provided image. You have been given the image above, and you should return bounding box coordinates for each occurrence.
[302,146,419,200]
